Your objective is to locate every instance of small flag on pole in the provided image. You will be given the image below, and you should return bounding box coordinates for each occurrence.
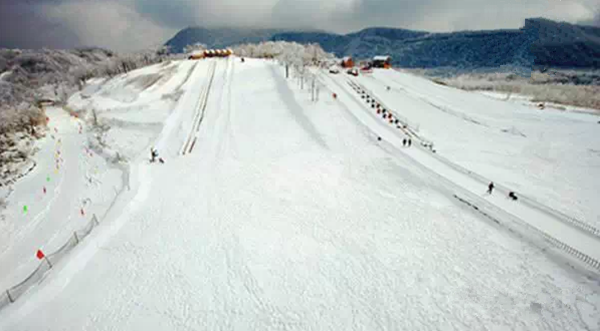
[43,187,47,194]
[80,208,85,216]
[23,205,28,213]
[36,249,45,260]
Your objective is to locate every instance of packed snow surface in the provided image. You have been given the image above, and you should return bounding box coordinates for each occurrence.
[355,70,600,227]
[1,59,599,330]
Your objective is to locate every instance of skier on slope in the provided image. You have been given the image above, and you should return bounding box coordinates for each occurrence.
[150,148,158,163]
[487,182,495,194]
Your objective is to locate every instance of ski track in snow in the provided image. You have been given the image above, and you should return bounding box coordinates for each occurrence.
[0,108,122,291]
[323,73,600,265]
[1,59,599,331]
[359,70,600,227]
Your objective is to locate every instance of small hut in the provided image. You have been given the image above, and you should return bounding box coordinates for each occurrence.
[372,56,392,69]
[341,56,354,68]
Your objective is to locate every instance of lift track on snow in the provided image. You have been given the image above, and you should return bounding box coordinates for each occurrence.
[181,61,217,156]
[320,70,600,273]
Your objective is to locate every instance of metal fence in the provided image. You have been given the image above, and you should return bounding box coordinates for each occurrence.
[454,194,600,272]
[349,79,600,240]
[0,214,99,310]
[343,78,600,273]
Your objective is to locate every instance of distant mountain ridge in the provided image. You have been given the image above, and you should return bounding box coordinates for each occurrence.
[165,28,289,53]
[165,19,600,69]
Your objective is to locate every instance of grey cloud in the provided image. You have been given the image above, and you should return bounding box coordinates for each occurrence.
[133,0,201,28]
[0,0,598,51]
[0,2,81,49]
[590,8,600,26]
[132,0,275,29]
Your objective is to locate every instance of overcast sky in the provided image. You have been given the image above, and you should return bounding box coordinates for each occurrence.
[1,0,598,52]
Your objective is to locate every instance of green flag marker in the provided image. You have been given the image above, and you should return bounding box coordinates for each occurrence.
[47,176,51,182]
[23,205,28,213]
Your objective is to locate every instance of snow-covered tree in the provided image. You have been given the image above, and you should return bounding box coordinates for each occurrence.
[0,46,177,183]
[232,41,333,67]
[183,43,207,55]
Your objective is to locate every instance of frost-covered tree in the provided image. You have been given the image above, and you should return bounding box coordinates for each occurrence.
[0,46,176,183]
[232,41,333,66]
[184,43,207,54]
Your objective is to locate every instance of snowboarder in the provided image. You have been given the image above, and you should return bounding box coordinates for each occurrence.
[487,182,495,194]
[508,191,518,201]
[387,86,391,91]
[377,137,382,142]
[150,148,158,163]
[408,139,412,147]
[402,138,407,147]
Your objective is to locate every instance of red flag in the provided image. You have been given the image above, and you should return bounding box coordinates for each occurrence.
[43,187,47,194]
[36,249,45,260]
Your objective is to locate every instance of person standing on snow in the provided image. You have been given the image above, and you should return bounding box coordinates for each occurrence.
[402,139,407,147]
[487,182,495,194]
[150,148,158,163]
[408,139,412,147]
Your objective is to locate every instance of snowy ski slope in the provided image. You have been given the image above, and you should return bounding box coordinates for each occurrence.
[0,108,122,292]
[0,59,599,330]
[318,71,600,269]
[355,70,600,227]
[0,61,199,298]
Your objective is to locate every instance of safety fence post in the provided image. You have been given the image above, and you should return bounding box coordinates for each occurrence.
[44,256,53,269]
[6,290,14,303]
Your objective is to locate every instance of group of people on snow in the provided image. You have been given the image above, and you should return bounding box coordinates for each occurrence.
[375,136,412,148]
[487,182,518,201]
[150,148,164,164]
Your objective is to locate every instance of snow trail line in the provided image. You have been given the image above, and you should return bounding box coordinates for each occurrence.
[364,75,600,238]
[4,60,600,331]
[321,71,600,272]
[349,78,600,240]
[270,65,328,149]
[181,61,217,155]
